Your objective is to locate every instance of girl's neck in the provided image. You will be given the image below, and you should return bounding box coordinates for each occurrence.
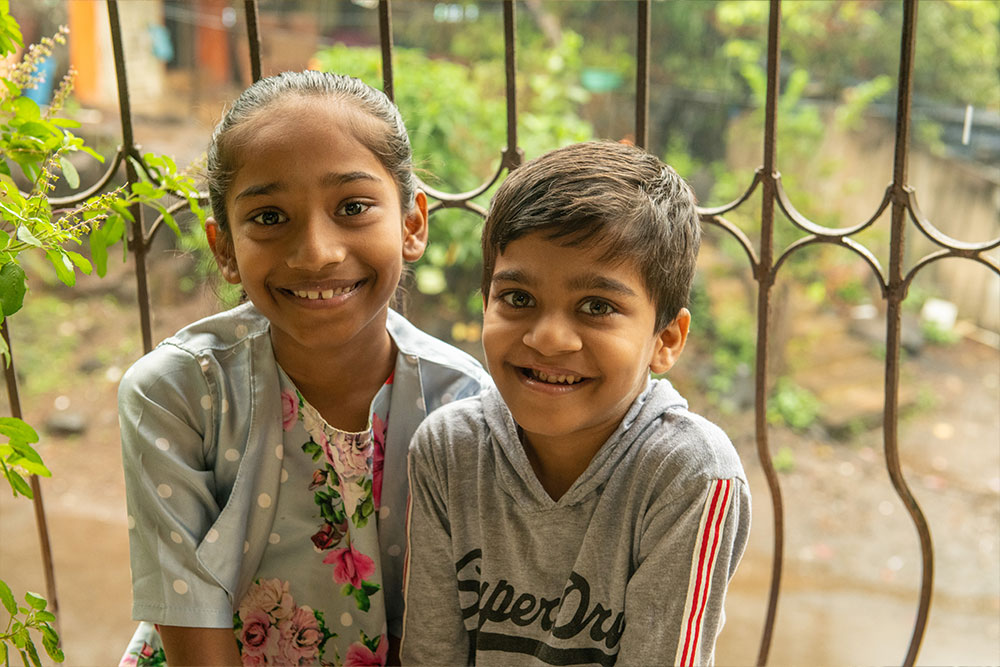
[274,326,396,432]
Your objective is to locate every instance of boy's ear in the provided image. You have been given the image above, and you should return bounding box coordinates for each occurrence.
[206,218,241,285]
[649,308,690,375]
[402,191,429,262]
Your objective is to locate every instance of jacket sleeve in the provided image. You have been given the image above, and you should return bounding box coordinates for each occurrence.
[400,420,472,666]
[617,474,750,666]
[119,346,234,628]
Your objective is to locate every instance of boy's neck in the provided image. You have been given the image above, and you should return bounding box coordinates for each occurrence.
[519,424,618,501]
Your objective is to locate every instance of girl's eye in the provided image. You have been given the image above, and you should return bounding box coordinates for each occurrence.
[337,201,370,216]
[250,210,287,226]
[580,299,616,316]
[500,291,535,308]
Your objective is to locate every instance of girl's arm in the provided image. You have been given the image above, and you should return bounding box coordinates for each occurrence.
[617,474,751,667]
[159,626,242,666]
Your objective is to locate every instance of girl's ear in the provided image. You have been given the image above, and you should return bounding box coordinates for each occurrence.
[649,308,690,375]
[206,218,241,285]
[402,191,429,262]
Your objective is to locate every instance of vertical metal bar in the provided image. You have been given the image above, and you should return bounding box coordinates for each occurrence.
[107,0,153,354]
[884,3,932,665]
[755,1,783,664]
[1,322,59,632]
[244,0,262,82]
[635,0,650,149]
[502,0,521,170]
[378,0,394,101]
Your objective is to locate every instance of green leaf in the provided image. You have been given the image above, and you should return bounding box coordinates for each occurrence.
[0,578,17,614]
[25,640,40,667]
[23,592,45,611]
[14,225,41,248]
[0,640,6,663]
[157,206,180,237]
[89,227,108,277]
[49,117,81,129]
[31,611,54,623]
[0,261,26,317]
[45,250,75,287]
[109,200,134,222]
[0,418,39,443]
[12,96,40,121]
[353,587,371,612]
[63,250,92,274]
[58,156,79,189]
[6,469,32,498]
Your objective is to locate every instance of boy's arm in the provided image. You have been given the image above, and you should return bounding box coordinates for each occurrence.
[400,422,472,666]
[617,475,751,667]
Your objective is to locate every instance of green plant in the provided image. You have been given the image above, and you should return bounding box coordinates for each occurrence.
[768,378,821,431]
[0,4,204,663]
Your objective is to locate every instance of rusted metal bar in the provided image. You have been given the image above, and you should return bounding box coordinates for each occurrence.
[635,1,650,149]
[379,1,394,102]
[755,1,783,665]
[502,0,521,171]
[107,0,153,354]
[884,3,933,665]
[245,0,262,82]
[1,322,59,632]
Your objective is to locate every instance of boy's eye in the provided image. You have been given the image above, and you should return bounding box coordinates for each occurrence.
[337,201,370,216]
[500,291,535,308]
[250,210,287,226]
[580,299,615,316]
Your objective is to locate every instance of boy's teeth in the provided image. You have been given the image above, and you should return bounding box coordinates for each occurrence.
[293,285,354,300]
[531,369,581,385]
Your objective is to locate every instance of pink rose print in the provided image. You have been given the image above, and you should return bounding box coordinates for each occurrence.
[344,636,388,666]
[140,643,154,658]
[324,544,376,589]
[322,431,372,481]
[281,389,297,431]
[238,578,294,623]
[118,657,138,667]
[372,414,387,508]
[308,468,328,490]
[310,520,346,550]
[276,605,324,664]
[239,609,278,659]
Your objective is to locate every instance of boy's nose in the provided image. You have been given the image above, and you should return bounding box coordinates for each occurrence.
[522,312,583,356]
[285,215,347,271]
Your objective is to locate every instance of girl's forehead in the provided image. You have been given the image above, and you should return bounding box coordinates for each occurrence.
[233,95,380,151]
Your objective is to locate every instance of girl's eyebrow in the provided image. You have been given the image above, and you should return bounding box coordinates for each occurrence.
[234,172,381,202]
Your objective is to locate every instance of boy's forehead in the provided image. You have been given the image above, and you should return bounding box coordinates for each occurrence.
[492,233,646,292]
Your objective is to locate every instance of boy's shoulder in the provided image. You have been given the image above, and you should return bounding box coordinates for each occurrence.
[626,379,746,485]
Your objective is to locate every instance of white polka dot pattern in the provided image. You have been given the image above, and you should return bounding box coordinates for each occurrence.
[154,438,170,451]
[156,484,172,498]
[173,579,188,595]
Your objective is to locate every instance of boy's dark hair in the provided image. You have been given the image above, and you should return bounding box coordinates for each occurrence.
[481,140,701,331]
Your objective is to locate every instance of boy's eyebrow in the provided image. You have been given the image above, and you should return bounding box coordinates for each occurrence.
[567,274,639,297]
[233,172,381,202]
[491,269,531,285]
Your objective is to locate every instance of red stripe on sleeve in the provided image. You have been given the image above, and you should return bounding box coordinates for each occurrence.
[679,479,727,666]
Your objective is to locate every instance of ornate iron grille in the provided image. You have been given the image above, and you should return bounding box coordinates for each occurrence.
[4,1,997,664]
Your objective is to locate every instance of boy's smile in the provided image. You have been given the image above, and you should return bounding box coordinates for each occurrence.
[482,233,688,460]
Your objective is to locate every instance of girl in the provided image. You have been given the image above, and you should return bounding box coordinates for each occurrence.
[119,71,487,666]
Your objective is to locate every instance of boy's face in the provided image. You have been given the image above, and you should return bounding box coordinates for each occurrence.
[482,232,689,454]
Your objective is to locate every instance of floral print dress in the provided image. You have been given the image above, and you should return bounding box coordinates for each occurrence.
[126,369,394,667]
[232,369,394,665]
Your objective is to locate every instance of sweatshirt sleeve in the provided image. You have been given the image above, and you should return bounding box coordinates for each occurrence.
[617,473,750,667]
[119,347,234,627]
[400,420,472,666]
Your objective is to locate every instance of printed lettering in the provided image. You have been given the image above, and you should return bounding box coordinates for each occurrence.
[508,593,541,626]
[479,580,516,628]
[552,572,590,639]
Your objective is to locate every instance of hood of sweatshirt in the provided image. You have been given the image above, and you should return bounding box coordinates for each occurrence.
[482,378,688,510]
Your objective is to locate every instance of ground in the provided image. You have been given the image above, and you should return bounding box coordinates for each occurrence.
[0,247,997,666]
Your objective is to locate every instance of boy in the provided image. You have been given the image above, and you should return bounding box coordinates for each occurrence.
[401,141,750,666]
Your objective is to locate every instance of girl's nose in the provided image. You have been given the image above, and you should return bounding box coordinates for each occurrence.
[522,312,583,357]
[285,214,347,271]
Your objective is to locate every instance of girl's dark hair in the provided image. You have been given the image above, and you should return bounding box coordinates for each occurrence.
[206,70,416,231]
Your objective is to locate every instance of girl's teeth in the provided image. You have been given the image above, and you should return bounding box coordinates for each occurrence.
[293,285,354,300]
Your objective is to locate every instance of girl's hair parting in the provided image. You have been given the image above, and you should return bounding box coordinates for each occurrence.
[206,70,416,232]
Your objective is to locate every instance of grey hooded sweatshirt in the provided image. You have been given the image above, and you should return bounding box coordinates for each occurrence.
[401,379,750,666]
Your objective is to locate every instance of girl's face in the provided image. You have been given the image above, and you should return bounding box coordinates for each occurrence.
[209,97,427,359]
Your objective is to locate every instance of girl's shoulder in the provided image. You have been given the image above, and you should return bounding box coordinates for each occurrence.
[161,302,269,355]
[386,309,486,380]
